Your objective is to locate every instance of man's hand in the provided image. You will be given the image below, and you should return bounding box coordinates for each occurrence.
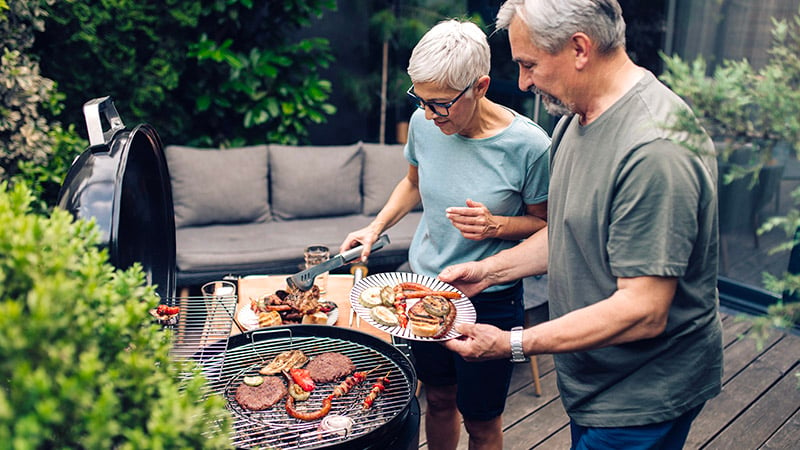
[437,261,493,298]
[443,322,509,361]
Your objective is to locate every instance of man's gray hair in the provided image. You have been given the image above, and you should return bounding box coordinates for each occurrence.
[407,19,490,90]
[496,0,626,55]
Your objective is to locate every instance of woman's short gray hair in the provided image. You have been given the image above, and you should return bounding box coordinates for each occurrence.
[496,0,626,55]
[407,19,490,90]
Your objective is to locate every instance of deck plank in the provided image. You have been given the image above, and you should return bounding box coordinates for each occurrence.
[706,369,800,449]
[761,408,800,449]
[720,325,783,384]
[534,425,571,449]
[503,400,570,449]
[685,334,800,448]
[415,313,800,449]
[721,315,754,347]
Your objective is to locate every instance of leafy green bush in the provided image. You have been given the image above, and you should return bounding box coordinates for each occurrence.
[659,9,800,180]
[0,182,232,448]
[14,123,85,215]
[660,8,800,342]
[0,0,60,181]
[34,0,337,147]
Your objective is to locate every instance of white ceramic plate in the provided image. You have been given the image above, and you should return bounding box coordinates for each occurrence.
[237,303,338,331]
[349,272,476,341]
[325,305,339,326]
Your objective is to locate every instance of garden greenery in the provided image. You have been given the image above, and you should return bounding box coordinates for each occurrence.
[3,0,339,211]
[34,0,337,147]
[0,0,60,182]
[659,8,800,339]
[0,182,232,447]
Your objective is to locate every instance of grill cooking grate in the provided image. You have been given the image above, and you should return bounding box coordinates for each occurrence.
[161,293,238,381]
[204,328,415,449]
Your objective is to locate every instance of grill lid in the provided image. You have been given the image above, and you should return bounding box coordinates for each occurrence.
[57,97,176,299]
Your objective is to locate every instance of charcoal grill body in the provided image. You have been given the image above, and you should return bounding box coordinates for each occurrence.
[57,97,176,299]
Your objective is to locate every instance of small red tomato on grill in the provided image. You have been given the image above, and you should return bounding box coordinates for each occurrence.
[290,368,316,392]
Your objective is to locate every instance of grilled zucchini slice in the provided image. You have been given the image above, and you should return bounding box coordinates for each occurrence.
[359,286,383,308]
[370,305,400,327]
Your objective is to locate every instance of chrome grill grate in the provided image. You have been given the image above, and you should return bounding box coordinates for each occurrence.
[162,293,238,381]
[205,328,415,449]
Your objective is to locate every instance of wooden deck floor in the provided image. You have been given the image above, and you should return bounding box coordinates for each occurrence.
[415,312,800,449]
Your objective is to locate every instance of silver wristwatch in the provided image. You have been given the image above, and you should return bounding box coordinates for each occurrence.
[510,326,528,362]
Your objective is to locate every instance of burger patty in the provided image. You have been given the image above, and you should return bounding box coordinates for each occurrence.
[234,376,287,411]
[305,352,355,383]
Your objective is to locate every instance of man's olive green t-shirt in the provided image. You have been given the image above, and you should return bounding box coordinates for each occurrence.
[548,70,723,427]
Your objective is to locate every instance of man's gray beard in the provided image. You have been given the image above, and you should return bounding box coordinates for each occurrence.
[531,86,573,116]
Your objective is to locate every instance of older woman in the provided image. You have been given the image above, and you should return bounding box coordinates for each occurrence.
[340,19,550,450]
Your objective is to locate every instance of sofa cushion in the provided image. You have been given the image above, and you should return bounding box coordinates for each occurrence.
[175,212,422,273]
[166,145,270,228]
[269,143,363,219]
[361,143,410,215]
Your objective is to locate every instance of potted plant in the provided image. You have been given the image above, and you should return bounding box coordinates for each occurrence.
[658,6,800,335]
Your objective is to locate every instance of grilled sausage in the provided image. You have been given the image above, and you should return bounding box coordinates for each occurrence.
[285,394,333,421]
[432,299,458,339]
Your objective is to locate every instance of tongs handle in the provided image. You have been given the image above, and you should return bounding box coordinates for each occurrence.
[340,234,391,264]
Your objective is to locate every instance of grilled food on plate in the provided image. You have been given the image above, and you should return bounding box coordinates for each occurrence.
[407,295,457,338]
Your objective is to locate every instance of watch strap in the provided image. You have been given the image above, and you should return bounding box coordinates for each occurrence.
[510,326,528,362]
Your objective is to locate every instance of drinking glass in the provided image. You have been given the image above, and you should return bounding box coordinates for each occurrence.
[201,280,237,341]
[304,244,330,294]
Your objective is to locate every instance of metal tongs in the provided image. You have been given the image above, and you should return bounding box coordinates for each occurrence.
[286,234,391,291]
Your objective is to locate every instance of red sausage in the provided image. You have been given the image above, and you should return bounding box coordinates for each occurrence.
[286,395,333,421]
[403,290,461,299]
[432,300,458,339]
[398,282,432,292]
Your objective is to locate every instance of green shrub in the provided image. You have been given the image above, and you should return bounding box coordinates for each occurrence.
[13,123,85,215]
[0,182,232,448]
[35,0,337,147]
[660,7,800,346]
[0,0,60,182]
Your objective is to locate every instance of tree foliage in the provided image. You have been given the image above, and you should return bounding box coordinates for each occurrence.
[34,0,337,147]
[342,0,477,116]
[0,0,60,181]
[659,8,800,175]
[660,7,800,335]
[0,182,232,447]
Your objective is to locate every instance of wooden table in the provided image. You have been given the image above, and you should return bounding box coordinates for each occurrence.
[235,274,390,342]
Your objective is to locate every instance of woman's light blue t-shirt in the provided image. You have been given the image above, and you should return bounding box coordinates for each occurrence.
[405,108,550,292]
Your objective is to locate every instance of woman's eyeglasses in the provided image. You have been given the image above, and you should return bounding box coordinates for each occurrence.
[406,83,473,117]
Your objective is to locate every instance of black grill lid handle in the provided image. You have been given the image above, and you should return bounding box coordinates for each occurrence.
[83,96,126,149]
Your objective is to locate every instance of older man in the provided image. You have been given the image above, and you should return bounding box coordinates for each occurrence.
[440,1,723,448]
